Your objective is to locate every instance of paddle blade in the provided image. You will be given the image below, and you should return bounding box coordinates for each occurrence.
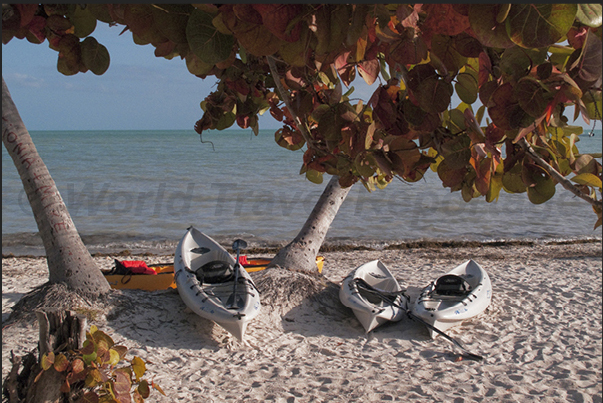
[232,239,248,250]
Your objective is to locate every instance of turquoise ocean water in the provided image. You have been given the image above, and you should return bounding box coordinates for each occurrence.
[2,129,601,256]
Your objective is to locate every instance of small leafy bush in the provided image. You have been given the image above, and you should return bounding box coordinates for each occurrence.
[37,325,165,402]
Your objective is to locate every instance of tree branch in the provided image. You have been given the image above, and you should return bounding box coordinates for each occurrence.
[266,55,314,147]
[517,137,602,210]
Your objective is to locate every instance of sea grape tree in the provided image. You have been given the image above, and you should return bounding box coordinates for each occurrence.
[3,4,602,227]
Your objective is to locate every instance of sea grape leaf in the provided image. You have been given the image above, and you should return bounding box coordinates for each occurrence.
[186,9,234,64]
[112,345,128,360]
[358,59,379,86]
[414,77,453,114]
[68,5,97,38]
[488,83,532,130]
[275,127,305,151]
[576,4,602,28]
[572,173,603,189]
[570,31,603,85]
[137,380,151,399]
[505,4,578,49]
[499,46,548,82]
[515,76,553,118]
[526,174,556,204]
[80,37,110,75]
[440,135,471,170]
[237,24,282,57]
[430,34,467,74]
[468,4,515,49]
[185,52,213,76]
[123,4,153,36]
[41,352,55,371]
[252,4,302,42]
[422,4,470,36]
[437,158,467,188]
[53,353,70,372]
[131,356,146,382]
[113,369,132,395]
[151,4,192,44]
[78,392,99,403]
[455,73,478,104]
[306,169,324,184]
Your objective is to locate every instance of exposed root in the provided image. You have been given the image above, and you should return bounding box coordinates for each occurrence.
[253,267,342,316]
[4,282,116,327]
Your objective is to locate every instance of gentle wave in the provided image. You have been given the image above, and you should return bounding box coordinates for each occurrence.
[3,129,602,256]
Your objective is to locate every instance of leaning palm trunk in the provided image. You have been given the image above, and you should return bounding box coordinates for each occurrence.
[2,77,110,296]
[269,175,351,273]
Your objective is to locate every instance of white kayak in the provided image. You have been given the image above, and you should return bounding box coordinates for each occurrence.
[411,260,492,339]
[174,227,260,341]
[339,260,408,333]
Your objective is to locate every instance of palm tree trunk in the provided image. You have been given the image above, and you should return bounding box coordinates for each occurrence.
[269,175,351,273]
[2,77,110,296]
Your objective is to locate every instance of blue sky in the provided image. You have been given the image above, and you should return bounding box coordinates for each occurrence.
[2,22,381,131]
[2,21,590,132]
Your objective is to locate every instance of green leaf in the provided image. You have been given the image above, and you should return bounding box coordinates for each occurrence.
[572,173,603,189]
[69,5,97,38]
[506,4,577,48]
[185,53,213,76]
[576,4,602,28]
[216,112,236,130]
[186,9,234,65]
[151,4,192,44]
[502,163,526,193]
[468,4,515,48]
[306,169,324,184]
[527,175,556,204]
[455,73,478,104]
[80,37,110,75]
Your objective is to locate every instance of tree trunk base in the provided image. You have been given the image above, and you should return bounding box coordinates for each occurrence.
[253,268,342,316]
[2,309,87,403]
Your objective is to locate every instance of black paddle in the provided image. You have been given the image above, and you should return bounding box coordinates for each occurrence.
[228,239,247,309]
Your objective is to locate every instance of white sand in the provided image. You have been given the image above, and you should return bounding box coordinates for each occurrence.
[2,242,602,402]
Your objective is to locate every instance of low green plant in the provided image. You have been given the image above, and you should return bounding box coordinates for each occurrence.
[37,324,165,402]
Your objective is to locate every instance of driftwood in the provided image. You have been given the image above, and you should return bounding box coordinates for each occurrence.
[3,309,87,403]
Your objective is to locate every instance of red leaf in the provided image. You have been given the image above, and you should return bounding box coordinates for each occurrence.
[15,4,38,28]
[422,4,470,37]
[252,4,302,42]
[567,26,589,49]
[27,16,47,43]
[358,59,379,86]
[477,51,492,89]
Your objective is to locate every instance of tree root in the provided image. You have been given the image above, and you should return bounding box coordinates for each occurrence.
[253,267,343,316]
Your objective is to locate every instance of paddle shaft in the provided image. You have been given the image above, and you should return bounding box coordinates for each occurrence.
[231,248,241,307]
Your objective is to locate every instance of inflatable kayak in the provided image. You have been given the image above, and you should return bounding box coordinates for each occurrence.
[174,227,261,341]
[339,260,408,333]
[411,260,492,338]
[105,256,325,291]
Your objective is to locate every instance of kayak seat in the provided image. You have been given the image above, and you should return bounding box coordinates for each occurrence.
[196,260,235,284]
[433,274,471,297]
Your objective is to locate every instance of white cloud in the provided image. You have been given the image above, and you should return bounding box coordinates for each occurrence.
[9,73,46,88]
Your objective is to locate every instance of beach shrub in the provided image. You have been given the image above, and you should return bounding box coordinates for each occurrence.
[37,324,165,403]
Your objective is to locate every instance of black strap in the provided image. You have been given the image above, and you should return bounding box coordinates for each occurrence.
[351,278,483,361]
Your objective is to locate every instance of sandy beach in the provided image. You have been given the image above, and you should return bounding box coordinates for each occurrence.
[2,241,602,402]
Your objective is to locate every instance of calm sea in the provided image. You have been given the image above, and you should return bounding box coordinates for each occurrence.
[2,129,602,256]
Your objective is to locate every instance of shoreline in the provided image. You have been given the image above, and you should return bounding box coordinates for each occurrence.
[2,241,601,402]
[2,234,601,258]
